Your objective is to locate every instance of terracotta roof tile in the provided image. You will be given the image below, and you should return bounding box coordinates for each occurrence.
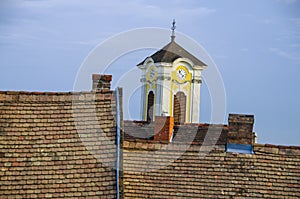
[122,140,300,198]
[0,91,117,198]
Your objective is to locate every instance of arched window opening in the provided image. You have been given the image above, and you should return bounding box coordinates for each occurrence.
[173,92,186,124]
[147,91,155,122]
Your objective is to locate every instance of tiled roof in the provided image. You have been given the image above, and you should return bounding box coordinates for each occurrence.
[123,121,228,145]
[1,90,300,198]
[137,41,207,66]
[123,121,154,140]
[122,140,300,198]
[0,91,117,198]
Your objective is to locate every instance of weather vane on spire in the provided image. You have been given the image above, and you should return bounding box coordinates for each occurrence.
[171,19,176,42]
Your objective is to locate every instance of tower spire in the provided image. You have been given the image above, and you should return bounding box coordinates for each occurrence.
[171,19,176,42]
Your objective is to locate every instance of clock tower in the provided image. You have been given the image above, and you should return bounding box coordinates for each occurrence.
[137,21,207,124]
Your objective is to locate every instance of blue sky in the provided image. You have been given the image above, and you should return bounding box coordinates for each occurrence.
[0,0,300,145]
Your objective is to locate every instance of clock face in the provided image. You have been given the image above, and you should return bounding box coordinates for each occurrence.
[177,68,187,80]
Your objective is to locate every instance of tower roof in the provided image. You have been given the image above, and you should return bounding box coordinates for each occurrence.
[137,40,207,67]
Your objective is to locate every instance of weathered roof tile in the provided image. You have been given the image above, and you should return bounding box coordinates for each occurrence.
[0,91,117,198]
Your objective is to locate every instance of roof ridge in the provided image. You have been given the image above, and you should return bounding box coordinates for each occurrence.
[0,90,114,102]
[0,90,112,95]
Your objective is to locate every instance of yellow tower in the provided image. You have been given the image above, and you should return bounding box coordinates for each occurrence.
[137,21,207,124]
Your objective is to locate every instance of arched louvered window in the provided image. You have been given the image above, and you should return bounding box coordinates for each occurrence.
[147,91,154,122]
[173,92,186,124]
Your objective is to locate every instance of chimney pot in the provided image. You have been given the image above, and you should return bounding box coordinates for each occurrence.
[92,74,112,91]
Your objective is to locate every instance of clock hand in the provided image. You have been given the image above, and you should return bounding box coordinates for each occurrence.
[179,70,184,78]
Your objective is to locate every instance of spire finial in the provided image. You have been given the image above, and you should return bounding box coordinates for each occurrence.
[171,19,176,42]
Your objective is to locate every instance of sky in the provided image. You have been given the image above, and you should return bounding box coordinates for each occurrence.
[0,0,300,146]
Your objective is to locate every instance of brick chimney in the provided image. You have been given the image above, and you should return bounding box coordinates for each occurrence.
[154,116,174,142]
[227,114,254,145]
[226,114,255,154]
[92,74,112,91]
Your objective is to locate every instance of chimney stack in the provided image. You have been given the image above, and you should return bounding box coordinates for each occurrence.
[227,114,255,153]
[154,116,174,142]
[92,74,112,91]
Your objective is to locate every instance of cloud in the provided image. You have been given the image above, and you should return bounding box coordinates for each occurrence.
[289,43,300,47]
[176,7,216,17]
[274,18,300,42]
[214,54,229,59]
[276,0,300,4]
[21,0,56,8]
[0,0,217,49]
[38,0,216,20]
[69,38,105,46]
[262,19,274,25]
[290,18,300,28]
[269,47,300,63]
[2,0,216,25]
